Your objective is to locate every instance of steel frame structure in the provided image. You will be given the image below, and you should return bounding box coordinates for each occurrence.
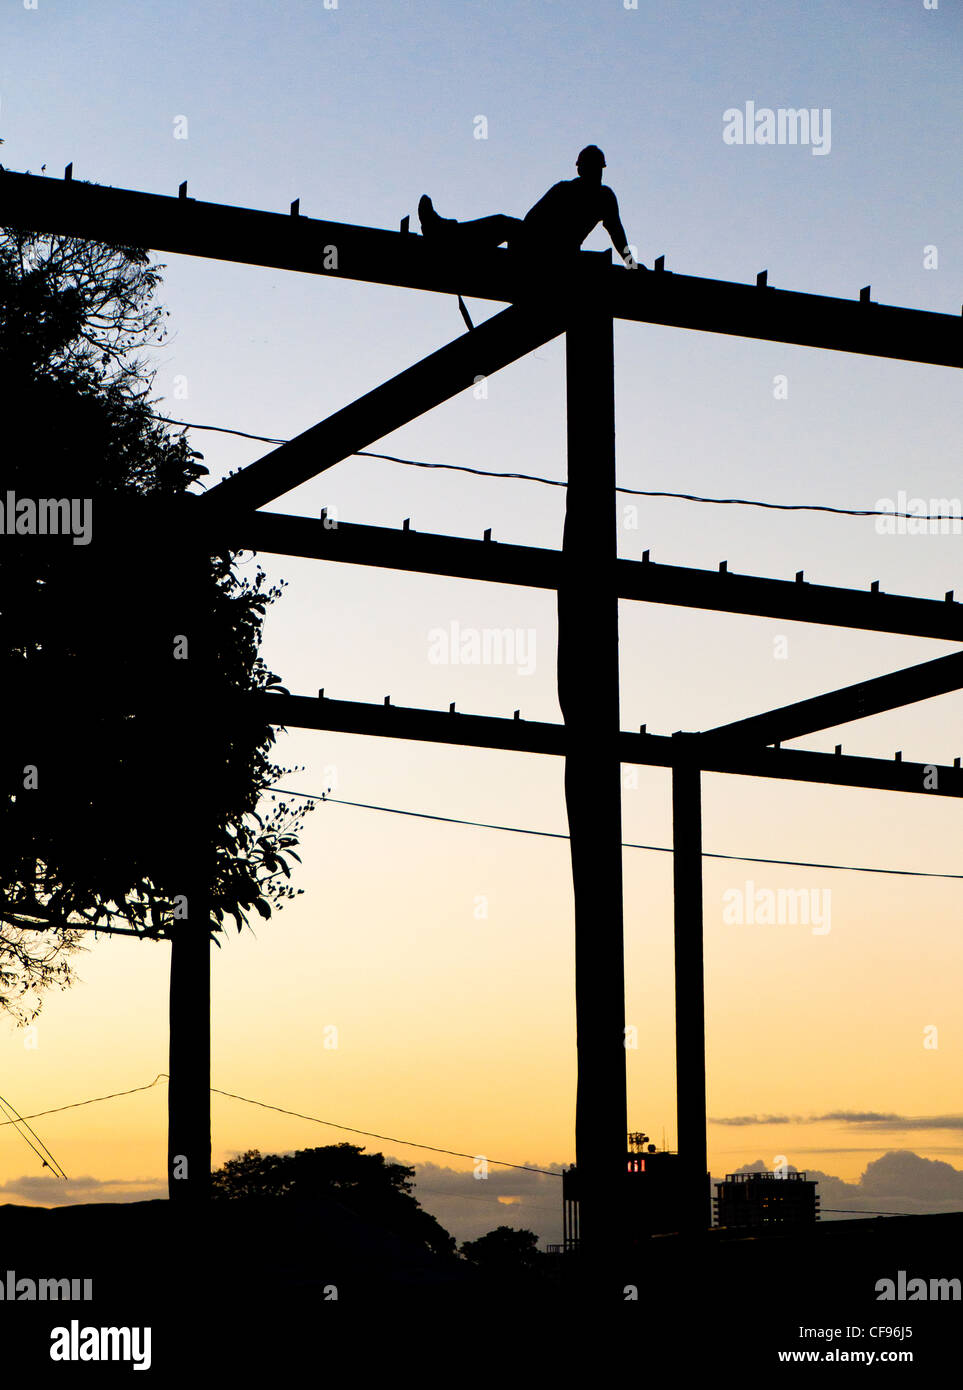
[4,169,961,1270]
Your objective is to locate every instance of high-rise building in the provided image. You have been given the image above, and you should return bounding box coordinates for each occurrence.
[713,1170,820,1228]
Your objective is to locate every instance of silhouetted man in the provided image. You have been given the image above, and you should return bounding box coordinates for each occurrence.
[418,146,645,269]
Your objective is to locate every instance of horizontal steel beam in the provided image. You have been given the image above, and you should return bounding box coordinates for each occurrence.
[2,170,960,368]
[91,498,963,642]
[690,740,961,797]
[223,507,561,589]
[619,556,963,641]
[254,692,963,797]
[704,650,963,746]
[232,509,963,642]
[263,692,565,756]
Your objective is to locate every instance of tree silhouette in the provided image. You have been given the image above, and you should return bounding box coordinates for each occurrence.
[460,1225,545,1271]
[0,227,311,1022]
[212,1144,457,1258]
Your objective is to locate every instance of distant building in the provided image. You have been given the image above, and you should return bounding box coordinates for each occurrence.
[562,1130,711,1250]
[562,1165,580,1252]
[713,1170,820,1228]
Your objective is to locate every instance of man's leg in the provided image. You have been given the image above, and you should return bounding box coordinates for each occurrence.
[419,197,523,251]
[456,213,524,252]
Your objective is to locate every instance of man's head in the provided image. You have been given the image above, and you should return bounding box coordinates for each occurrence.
[575,145,606,183]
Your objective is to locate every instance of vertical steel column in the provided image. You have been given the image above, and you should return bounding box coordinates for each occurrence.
[167,897,211,1201]
[671,738,709,1230]
[167,551,213,1204]
[558,296,627,1272]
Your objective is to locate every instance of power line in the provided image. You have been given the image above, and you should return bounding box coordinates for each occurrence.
[267,787,963,881]
[0,1075,561,1178]
[0,1095,52,1173]
[0,1074,168,1127]
[2,1077,951,1217]
[157,417,286,446]
[819,1209,913,1217]
[157,416,959,522]
[22,771,950,955]
[211,1087,562,1177]
[0,1091,68,1180]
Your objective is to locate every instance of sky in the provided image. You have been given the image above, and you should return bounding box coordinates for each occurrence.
[0,0,961,1248]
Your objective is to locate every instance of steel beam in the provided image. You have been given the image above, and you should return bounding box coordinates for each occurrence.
[183,505,963,642]
[253,691,963,797]
[167,575,215,1204]
[3,169,960,368]
[619,557,963,641]
[167,896,211,1203]
[559,302,627,1273]
[704,650,963,746]
[204,303,565,510]
[260,691,566,755]
[671,739,711,1232]
[606,269,963,370]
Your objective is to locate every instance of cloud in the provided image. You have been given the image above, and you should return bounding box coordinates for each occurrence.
[840,1115,963,1133]
[711,1112,963,1132]
[859,1151,963,1198]
[399,1158,566,1249]
[3,1148,957,1241]
[0,1174,166,1205]
[0,1157,566,1245]
[711,1114,794,1127]
[414,1148,963,1239]
[793,1146,963,1156]
[816,1112,905,1125]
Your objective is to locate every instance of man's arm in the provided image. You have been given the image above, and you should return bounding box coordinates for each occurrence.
[602,188,645,269]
